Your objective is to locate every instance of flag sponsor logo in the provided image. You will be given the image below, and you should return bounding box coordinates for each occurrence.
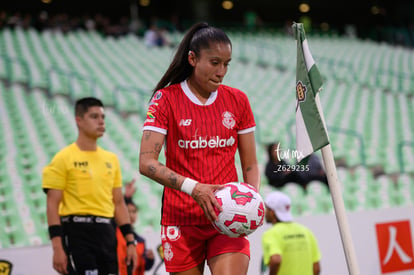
[296,80,307,102]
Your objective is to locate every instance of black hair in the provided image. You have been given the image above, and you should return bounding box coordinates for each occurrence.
[267,142,278,160]
[74,97,104,117]
[124,196,138,210]
[150,22,232,99]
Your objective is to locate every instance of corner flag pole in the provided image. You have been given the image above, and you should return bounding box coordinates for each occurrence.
[321,144,361,275]
[292,22,361,275]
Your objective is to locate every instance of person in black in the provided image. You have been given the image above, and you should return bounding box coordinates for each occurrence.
[295,153,329,190]
[265,142,297,189]
[265,142,329,191]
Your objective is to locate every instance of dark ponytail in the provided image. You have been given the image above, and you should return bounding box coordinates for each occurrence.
[150,22,232,100]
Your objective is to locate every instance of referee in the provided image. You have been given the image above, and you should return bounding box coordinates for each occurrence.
[43,97,137,275]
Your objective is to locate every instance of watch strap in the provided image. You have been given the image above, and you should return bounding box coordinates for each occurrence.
[127,240,137,246]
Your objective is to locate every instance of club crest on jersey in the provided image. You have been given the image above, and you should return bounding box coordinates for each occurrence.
[222,111,236,129]
[296,80,307,102]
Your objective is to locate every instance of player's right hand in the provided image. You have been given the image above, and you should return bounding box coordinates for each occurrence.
[191,183,224,222]
[53,247,68,274]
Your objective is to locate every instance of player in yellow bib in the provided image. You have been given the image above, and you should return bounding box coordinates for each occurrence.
[262,191,321,275]
[42,97,137,275]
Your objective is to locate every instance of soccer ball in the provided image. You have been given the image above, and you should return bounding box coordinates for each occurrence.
[213,182,265,238]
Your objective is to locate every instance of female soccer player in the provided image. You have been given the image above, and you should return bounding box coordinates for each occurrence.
[139,22,260,275]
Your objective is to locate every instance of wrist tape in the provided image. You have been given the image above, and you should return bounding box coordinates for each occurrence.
[181,178,197,196]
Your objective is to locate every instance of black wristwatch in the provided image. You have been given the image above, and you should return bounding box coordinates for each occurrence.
[127,240,137,247]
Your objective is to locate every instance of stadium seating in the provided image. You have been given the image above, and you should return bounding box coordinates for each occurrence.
[0,26,413,248]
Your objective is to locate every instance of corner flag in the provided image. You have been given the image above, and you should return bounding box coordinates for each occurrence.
[292,23,361,275]
[293,22,329,163]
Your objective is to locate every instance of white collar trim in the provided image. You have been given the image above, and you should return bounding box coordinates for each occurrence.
[181,80,217,106]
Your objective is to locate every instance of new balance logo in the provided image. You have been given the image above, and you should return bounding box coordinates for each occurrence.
[179,119,192,126]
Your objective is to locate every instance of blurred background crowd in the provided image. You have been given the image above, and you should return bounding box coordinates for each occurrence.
[1,0,414,47]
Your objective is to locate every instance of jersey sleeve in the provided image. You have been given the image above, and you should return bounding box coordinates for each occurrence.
[309,230,322,263]
[142,90,169,134]
[262,229,282,266]
[42,151,67,190]
[113,155,122,189]
[237,91,256,134]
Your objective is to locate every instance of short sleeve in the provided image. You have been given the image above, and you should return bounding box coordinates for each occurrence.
[143,90,170,134]
[113,155,122,188]
[237,91,256,134]
[42,152,67,190]
[309,230,322,263]
[262,229,282,266]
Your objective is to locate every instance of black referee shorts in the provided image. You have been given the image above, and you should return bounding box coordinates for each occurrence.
[61,215,118,275]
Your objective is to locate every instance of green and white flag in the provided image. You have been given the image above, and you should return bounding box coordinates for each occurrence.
[293,23,329,163]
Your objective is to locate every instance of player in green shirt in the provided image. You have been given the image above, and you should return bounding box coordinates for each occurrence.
[262,191,321,275]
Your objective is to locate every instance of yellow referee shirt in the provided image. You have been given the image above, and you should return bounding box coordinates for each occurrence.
[262,222,321,275]
[42,143,122,217]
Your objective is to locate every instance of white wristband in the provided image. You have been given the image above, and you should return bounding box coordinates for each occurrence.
[181,178,197,196]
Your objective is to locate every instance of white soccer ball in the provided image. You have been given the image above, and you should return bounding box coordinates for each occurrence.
[213,182,265,238]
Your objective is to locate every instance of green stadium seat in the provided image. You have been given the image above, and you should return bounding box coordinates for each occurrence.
[307,180,330,196]
[342,192,362,212]
[397,174,414,205]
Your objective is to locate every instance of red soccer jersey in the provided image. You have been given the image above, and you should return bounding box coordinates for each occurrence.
[143,80,256,225]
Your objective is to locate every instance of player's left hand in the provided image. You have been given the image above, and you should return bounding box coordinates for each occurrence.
[191,183,224,222]
[124,178,137,199]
